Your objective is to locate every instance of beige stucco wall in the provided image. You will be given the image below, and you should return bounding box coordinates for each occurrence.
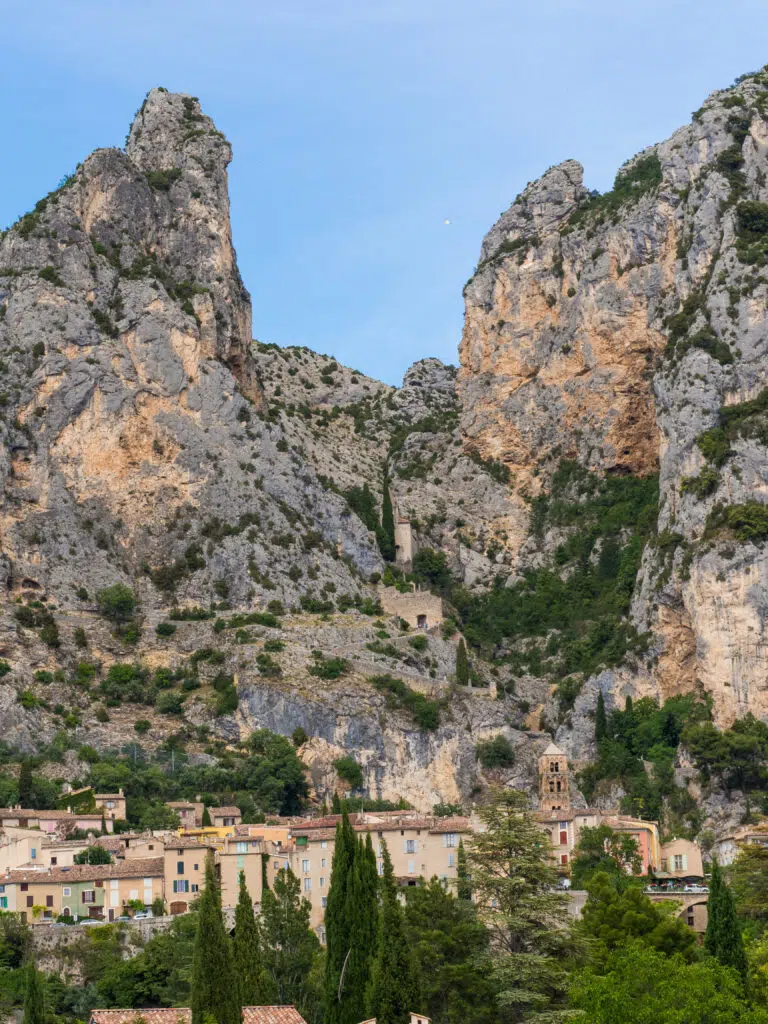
[379,587,443,629]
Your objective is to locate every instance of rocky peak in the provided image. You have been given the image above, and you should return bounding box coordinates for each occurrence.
[478,159,587,265]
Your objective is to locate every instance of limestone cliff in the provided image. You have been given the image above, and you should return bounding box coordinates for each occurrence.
[459,67,768,729]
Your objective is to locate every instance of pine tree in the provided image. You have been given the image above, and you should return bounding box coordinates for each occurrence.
[456,639,470,687]
[325,813,358,1024]
[367,840,420,1024]
[202,805,212,827]
[344,835,379,1024]
[595,691,608,743]
[18,761,33,808]
[190,854,241,1024]
[22,959,44,1024]
[705,858,747,980]
[233,871,267,1006]
[457,838,471,900]
[379,474,396,562]
[467,788,572,1021]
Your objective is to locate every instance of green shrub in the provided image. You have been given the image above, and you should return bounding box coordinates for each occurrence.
[146,168,182,191]
[334,755,364,789]
[38,265,64,287]
[308,652,349,679]
[96,584,137,622]
[134,720,151,734]
[263,639,285,653]
[681,466,719,498]
[292,727,308,747]
[408,634,428,652]
[17,690,41,709]
[255,653,282,677]
[156,692,183,715]
[155,622,177,637]
[73,627,88,648]
[476,735,516,769]
[370,673,441,730]
[706,501,768,542]
[0,661,10,678]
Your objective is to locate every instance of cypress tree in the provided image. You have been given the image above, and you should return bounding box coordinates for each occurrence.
[595,691,608,743]
[22,959,44,1024]
[456,838,471,900]
[202,805,212,827]
[345,835,379,1024]
[705,858,747,980]
[379,475,396,562]
[332,792,342,814]
[261,853,269,892]
[233,871,267,1005]
[18,761,33,808]
[190,854,241,1024]
[456,639,470,687]
[324,813,358,1024]
[367,840,420,1024]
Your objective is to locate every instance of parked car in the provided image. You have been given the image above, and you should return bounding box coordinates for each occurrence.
[134,911,154,919]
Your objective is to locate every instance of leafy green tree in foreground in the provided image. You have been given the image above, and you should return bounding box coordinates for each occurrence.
[706,858,748,980]
[366,840,420,1024]
[259,868,322,1021]
[467,788,574,1022]
[579,871,697,964]
[345,835,379,1024]
[233,871,268,1006]
[190,855,240,1024]
[569,824,641,889]
[570,940,768,1024]
[405,877,497,1024]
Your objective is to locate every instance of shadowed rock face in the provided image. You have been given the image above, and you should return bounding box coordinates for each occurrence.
[460,69,768,727]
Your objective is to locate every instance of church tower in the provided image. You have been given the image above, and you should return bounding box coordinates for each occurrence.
[538,742,570,811]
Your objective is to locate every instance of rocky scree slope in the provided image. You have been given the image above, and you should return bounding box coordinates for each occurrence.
[459,67,768,737]
[0,89,533,809]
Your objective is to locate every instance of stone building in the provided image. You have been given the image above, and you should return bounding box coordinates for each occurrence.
[378,586,443,630]
[538,742,570,811]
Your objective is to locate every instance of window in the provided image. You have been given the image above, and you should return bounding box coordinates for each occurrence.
[321,858,326,869]
[561,854,568,866]
[0,898,7,909]
[63,887,71,897]
[31,848,36,860]
[304,878,311,892]
[20,884,28,893]
[302,859,310,874]
[26,896,33,908]
[192,884,199,893]
[0,886,5,894]
[46,895,53,907]
[177,861,184,875]
[173,880,190,894]
[559,831,568,845]
[549,780,555,793]
[237,856,245,869]
[447,853,455,868]
[193,864,198,871]
[407,860,415,874]
[559,821,568,829]
[321,840,327,849]
[82,891,95,904]
[236,842,248,854]
[404,839,416,854]
[321,897,327,909]
[377,860,384,876]
[50,857,57,866]
[319,877,325,888]
[442,833,458,848]
[673,854,686,871]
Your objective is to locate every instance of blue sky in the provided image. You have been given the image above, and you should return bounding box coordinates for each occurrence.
[3,1,768,384]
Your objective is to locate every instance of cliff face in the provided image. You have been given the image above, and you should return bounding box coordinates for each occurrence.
[459,68,768,728]
[0,90,540,808]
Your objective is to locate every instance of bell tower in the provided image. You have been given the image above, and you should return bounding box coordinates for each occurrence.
[538,742,570,811]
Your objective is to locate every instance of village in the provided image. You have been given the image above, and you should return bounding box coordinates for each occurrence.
[0,742,754,943]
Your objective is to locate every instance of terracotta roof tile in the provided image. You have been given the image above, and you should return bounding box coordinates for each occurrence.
[3,858,164,884]
[90,1009,306,1024]
[90,1011,191,1024]
[208,807,241,818]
